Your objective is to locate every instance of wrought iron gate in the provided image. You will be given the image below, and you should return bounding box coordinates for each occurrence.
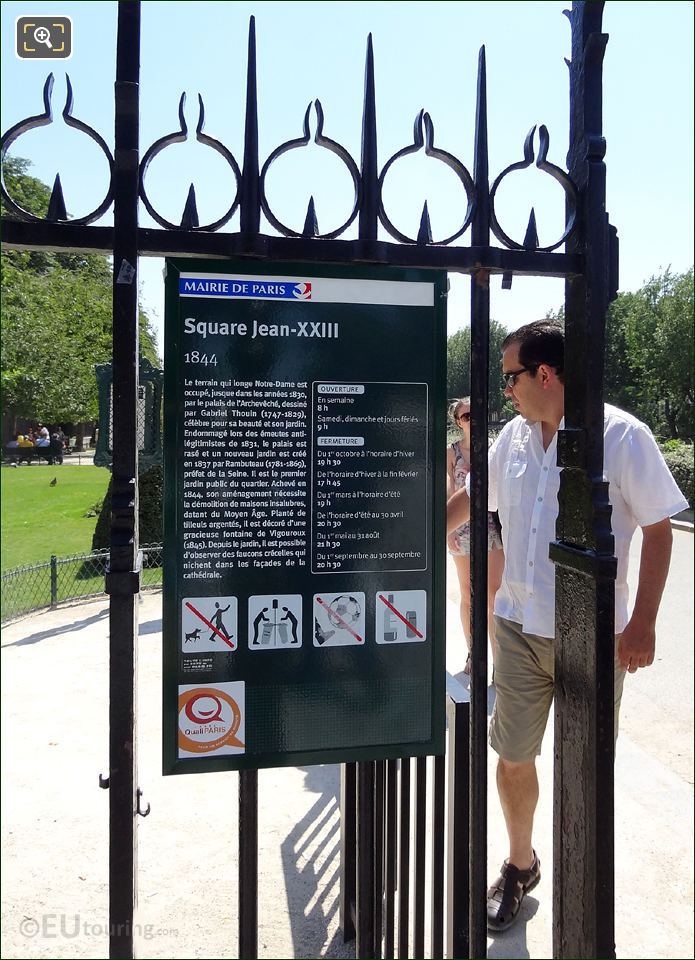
[1,2,618,957]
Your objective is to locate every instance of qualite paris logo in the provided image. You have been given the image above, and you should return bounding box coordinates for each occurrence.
[292,282,311,300]
[16,16,72,59]
[178,683,245,757]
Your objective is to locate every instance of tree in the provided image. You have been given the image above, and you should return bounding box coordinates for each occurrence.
[605,268,693,441]
[1,157,159,434]
[446,318,510,421]
[539,267,693,442]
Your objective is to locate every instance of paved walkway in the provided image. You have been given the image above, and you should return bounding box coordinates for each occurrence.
[1,526,692,958]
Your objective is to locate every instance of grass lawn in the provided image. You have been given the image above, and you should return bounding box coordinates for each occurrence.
[1,463,111,569]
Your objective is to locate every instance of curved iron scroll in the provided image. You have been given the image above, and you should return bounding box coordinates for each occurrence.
[138,92,241,231]
[1,37,581,252]
[0,74,114,224]
[259,100,361,240]
[489,124,578,252]
[378,110,475,245]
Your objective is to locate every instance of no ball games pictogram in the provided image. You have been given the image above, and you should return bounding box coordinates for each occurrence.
[316,596,364,642]
[185,601,236,649]
[378,593,423,638]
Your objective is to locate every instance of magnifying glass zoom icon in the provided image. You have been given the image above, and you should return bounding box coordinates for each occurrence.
[34,26,53,48]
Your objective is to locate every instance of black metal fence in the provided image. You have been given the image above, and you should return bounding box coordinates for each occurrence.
[1,2,620,956]
[340,675,470,959]
[1,543,163,623]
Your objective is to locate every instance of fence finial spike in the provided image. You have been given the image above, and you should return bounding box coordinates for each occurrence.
[359,32,378,240]
[474,45,488,186]
[417,200,432,244]
[181,183,200,230]
[523,207,539,250]
[302,196,319,237]
[47,173,68,221]
[241,14,260,233]
[472,45,490,244]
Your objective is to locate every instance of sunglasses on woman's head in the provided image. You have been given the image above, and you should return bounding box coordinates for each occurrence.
[457,412,471,422]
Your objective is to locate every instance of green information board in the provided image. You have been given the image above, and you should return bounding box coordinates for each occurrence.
[163,260,446,774]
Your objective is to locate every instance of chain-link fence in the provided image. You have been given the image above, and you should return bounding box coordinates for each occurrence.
[1,543,163,624]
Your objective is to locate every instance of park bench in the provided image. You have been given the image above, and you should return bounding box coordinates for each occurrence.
[3,444,60,465]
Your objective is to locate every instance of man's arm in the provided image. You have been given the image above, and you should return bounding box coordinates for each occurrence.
[617,517,673,673]
[447,486,471,535]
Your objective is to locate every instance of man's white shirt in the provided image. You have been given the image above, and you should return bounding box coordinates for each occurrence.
[466,404,689,638]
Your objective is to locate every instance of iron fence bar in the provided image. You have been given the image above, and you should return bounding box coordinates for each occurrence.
[412,756,427,959]
[340,762,357,943]
[384,758,398,960]
[357,760,376,959]
[374,760,385,960]
[106,4,141,957]
[468,44,490,960]
[551,2,618,957]
[397,757,410,959]
[1,218,583,278]
[50,555,57,607]
[446,681,470,960]
[237,28,261,939]
[239,769,258,959]
[430,753,445,960]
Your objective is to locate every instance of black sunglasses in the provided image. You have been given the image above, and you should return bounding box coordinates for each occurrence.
[502,365,537,388]
[456,411,471,422]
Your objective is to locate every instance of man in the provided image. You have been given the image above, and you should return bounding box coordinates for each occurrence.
[447,319,688,933]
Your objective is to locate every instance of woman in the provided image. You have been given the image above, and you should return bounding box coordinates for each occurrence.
[447,397,504,675]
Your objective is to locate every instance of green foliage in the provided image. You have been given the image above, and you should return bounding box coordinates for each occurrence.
[604,268,693,441]
[0,464,111,568]
[446,318,510,421]
[1,157,160,427]
[139,465,164,544]
[659,441,694,509]
[1,157,50,218]
[1,156,114,278]
[539,268,693,442]
[543,305,565,323]
[91,464,163,550]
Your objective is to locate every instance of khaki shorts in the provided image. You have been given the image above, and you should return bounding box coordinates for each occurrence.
[489,616,627,763]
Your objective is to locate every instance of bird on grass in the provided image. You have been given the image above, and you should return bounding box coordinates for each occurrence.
[50,477,57,486]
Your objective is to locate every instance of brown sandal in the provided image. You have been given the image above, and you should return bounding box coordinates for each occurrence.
[487,850,540,932]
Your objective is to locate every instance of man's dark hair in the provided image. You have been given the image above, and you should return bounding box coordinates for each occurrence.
[501,319,564,381]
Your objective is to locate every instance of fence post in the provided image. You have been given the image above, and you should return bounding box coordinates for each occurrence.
[50,555,58,608]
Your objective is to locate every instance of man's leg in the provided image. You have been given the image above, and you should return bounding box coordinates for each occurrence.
[497,758,538,871]
[487,618,553,930]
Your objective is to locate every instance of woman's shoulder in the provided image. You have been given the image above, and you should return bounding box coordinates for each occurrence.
[450,439,470,466]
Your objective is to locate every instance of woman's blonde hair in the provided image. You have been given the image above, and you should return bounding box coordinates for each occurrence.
[447,397,471,424]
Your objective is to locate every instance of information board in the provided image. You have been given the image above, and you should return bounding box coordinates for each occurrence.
[163,260,446,774]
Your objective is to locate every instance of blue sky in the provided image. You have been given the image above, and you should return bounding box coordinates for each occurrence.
[2,1,693,355]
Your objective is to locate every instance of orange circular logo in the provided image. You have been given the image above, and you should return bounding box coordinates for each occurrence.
[178,687,244,753]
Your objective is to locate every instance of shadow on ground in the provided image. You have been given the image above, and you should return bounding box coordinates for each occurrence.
[280,764,354,959]
[1,607,109,647]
